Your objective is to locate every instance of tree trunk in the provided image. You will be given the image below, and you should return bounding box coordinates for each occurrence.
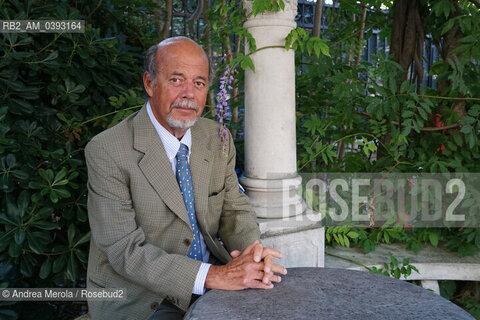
[353,1,367,68]
[437,0,467,120]
[153,0,163,35]
[345,13,355,66]
[162,0,172,39]
[312,0,324,38]
[187,0,204,39]
[390,0,427,83]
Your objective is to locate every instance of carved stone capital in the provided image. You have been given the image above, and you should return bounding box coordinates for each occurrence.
[243,0,297,28]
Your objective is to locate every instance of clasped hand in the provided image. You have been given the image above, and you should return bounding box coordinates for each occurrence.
[205,240,287,290]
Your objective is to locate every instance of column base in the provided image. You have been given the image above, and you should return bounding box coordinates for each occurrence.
[240,175,305,219]
[258,212,325,268]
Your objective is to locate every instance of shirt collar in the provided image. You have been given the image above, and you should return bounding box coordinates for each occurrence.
[146,101,192,162]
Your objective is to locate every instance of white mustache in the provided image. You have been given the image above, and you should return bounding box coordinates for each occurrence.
[171,100,199,111]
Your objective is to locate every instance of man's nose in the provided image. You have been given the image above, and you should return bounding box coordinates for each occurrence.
[181,81,195,99]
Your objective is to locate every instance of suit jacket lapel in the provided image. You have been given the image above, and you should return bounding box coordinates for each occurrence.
[190,122,213,233]
[133,111,230,262]
[133,107,191,226]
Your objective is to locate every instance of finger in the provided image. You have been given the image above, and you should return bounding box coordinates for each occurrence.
[260,247,283,260]
[248,270,271,286]
[261,270,283,284]
[265,273,282,283]
[240,240,261,256]
[263,255,273,274]
[270,263,288,275]
[247,279,274,290]
[253,242,263,263]
[230,250,241,258]
[261,270,277,284]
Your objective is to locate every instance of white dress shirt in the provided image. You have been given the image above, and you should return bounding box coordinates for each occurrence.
[146,102,211,295]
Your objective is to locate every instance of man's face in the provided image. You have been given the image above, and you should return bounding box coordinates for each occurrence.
[143,41,209,137]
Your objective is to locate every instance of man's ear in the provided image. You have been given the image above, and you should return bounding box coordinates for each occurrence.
[143,72,154,97]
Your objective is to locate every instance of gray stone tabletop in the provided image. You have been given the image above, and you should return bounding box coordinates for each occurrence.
[184,267,474,320]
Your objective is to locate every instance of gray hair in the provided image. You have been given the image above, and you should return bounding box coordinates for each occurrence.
[144,38,213,87]
[144,44,160,87]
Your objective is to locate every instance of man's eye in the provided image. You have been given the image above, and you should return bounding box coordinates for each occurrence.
[195,81,205,87]
[170,78,180,83]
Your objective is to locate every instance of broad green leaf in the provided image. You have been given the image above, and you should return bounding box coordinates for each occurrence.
[66,253,79,281]
[70,84,86,94]
[402,110,414,118]
[39,168,54,183]
[31,221,58,230]
[53,255,67,273]
[39,258,52,279]
[11,170,28,180]
[49,190,59,203]
[44,51,58,62]
[68,224,76,246]
[347,231,359,238]
[0,228,16,244]
[74,249,88,263]
[74,231,91,247]
[429,232,439,247]
[14,228,25,245]
[27,233,46,254]
[453,133,463,146]
[461,116,476,125]
[0,214,17,226]
[54,188,71,198]
[8,241,22,257]
[36,207,54,218]
[54,168,67,182]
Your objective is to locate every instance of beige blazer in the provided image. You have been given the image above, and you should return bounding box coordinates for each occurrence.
[85,106,260,319]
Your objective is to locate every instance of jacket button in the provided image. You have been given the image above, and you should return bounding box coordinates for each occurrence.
[150,301,159,310]
[184,238,191,246]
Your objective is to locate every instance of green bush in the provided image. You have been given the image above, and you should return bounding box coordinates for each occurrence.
[0,0,155,317]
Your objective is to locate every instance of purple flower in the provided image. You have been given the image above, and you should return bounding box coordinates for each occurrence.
[215,65,234,155]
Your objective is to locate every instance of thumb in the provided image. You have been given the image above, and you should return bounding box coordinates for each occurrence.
[230,250,241,258]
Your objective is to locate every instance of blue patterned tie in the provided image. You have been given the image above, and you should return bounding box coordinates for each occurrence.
[176,144,203,261]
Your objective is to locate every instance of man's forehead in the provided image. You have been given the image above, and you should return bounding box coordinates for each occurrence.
[158,52,208,76]
[168,70,208,80]
[157,40,207,61]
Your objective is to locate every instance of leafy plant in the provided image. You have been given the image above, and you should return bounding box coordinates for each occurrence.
[0,0,151,317]
[370,254,419,280]
[456,296,480,319]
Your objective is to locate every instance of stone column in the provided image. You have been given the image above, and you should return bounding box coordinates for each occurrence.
[241,0,324,268]
[241,0,304,219]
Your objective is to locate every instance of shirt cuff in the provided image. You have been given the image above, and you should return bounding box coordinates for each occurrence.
[192,263,211,295]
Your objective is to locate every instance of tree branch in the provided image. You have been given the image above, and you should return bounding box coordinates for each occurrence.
[358,111,459,131]
[86,0,102,20]
[354,1,367,68]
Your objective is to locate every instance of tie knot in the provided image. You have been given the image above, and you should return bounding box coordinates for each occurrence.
[177,144,189,160]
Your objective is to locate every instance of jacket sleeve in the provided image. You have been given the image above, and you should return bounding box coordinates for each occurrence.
[85,139,200,310]
[217,130,261,252]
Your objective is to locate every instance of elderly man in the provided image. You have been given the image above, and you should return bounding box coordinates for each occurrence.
[85,36,286,319]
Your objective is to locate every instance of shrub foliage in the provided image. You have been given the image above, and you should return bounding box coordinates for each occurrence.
[0,0,147,298]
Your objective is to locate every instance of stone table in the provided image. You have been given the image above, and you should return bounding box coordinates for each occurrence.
[184,267,473,320]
